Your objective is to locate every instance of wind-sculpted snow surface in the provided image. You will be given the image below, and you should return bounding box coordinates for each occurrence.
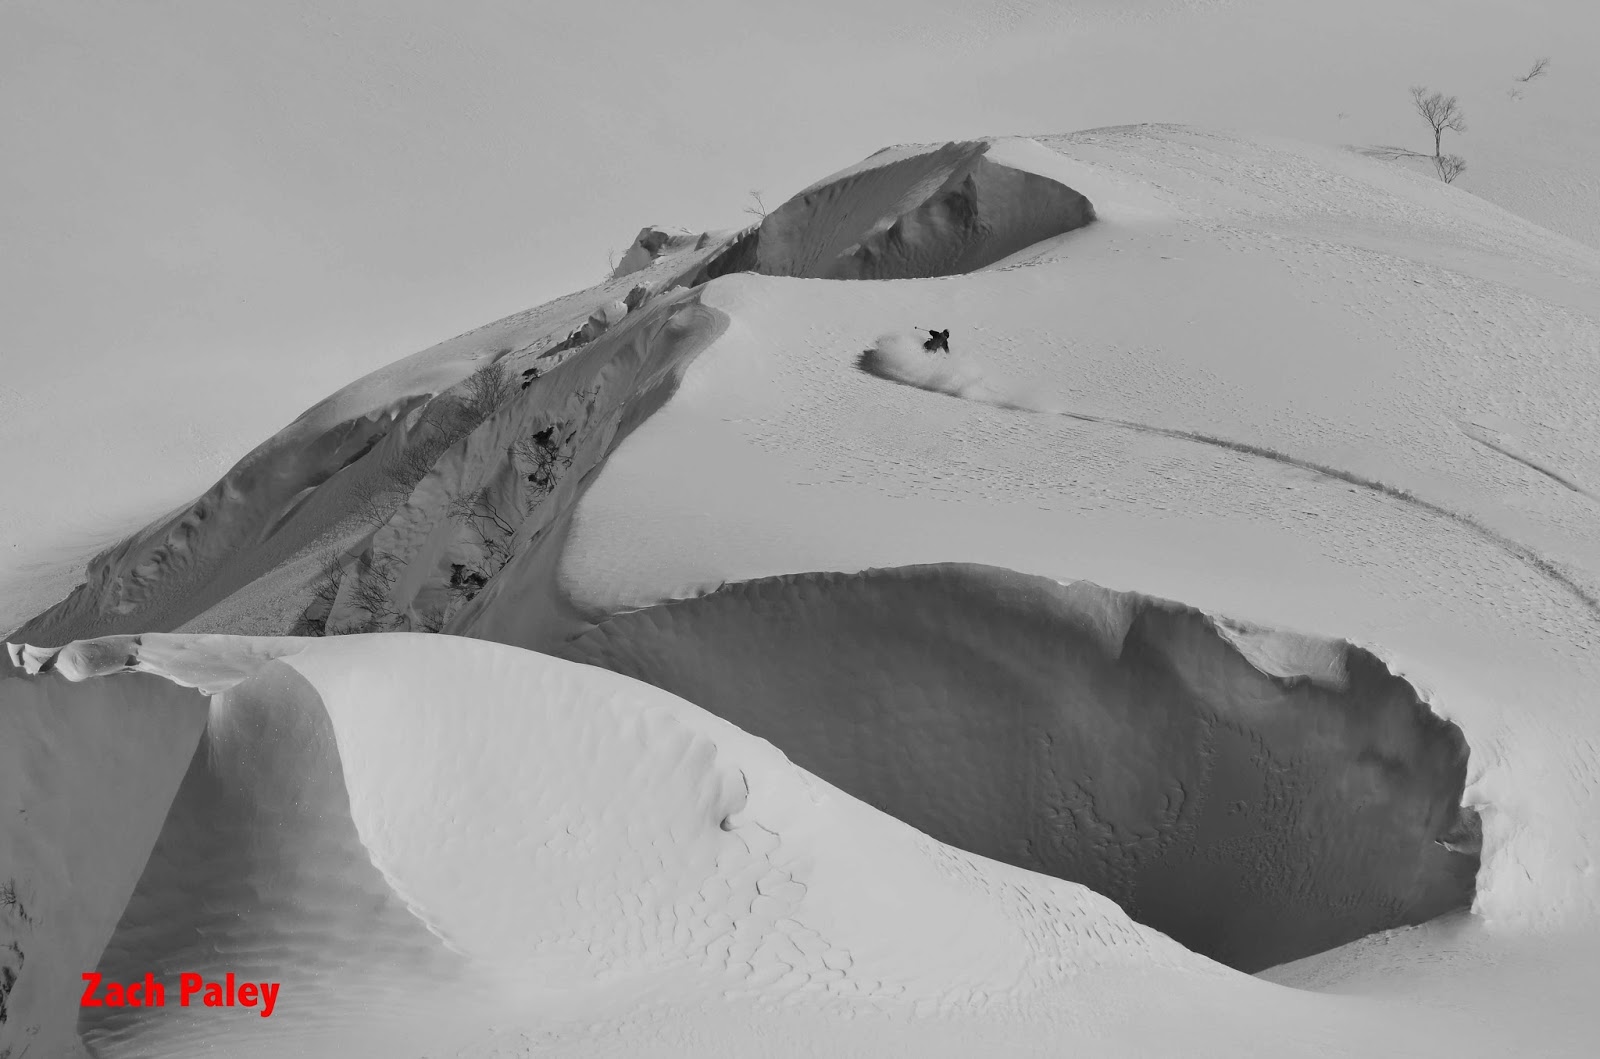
[9,138,1095,650]
[698,140,1094,283]
[0,650,209,1058]
[7,125,1600,1054]
[559,564,1479,972]
[12,238,738,648]
[3,632,1292,1058]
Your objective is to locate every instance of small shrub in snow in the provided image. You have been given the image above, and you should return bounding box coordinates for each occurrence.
[1514,57,1550,83]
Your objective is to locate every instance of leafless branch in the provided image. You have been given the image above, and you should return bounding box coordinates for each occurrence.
[340,552,404,633]
[1515,57,1550,83]
[511,423,577,509]
[292,552,347,636]
[1434,153,1468,184]
[445,488,520,602]
[413,604,449,633]
[460,359,515,425]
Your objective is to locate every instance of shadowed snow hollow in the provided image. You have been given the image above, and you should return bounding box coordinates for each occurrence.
[558,564,1481,973]
[696,140,1094,283]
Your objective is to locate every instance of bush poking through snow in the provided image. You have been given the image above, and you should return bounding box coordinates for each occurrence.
[1515,57,1550,83]
[353,359,520,530]
[511,424,577,511]
[1434,153,1468,184]
[0,877,30,926]
[460,358,516,425]
[293,553,347,636]
[412,603,450,634]
[446,489,518,603]
[1509,57,1551,101]
[340,552,404,634]
[391,404,470,485]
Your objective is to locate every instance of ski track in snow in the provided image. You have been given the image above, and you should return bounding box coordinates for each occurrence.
[857,351,1600,621]
[1460,422,1600,504]
[1056,407,1600,619]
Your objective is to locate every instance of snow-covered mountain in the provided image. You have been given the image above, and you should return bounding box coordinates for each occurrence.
[5,125,1600,1056]
[7,0,1599,640]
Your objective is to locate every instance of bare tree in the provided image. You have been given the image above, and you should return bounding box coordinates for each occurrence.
[742,190,768,220]
[309,553,344,610]
[1515,57,1550,83]
[1409,85,1467,158]
[460,359,515,424]
[1434,153,1468,184]
[412,603,449,633]
[445,488,519,601]
[292,552,347,636]
[342,552,404,633]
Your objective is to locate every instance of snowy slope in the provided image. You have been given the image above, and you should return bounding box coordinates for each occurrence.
[14,139,1099,649]
[502,130,1598,1047]
[4,124,1600,1056]
[7,0,1600,637]
[0,631,1575,1058]
[2,632,1208,1057]
[550,129,1600,635]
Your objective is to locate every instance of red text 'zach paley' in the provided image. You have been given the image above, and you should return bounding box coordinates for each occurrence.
[81,973,280,1017]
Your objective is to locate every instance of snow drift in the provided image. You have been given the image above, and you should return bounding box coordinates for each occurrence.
[558,564,1479,973]
[6,124,1600,1054]
[14,282,732,648]
[3,632,1229,1058]
[695,140,1094,283]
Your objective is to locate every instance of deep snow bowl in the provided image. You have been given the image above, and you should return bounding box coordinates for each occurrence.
[559,563,1481,973]
[694,140,1095,284]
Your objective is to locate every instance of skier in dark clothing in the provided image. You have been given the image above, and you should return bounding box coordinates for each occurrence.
[922,328,950,354]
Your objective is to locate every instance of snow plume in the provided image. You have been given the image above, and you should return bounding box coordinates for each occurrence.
[858,332,1051,412]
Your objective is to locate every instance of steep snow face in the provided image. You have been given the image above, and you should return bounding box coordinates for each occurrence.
[559,564,1479,973]
[0,657,208,1059]
[610,225,713,279]
[700,140,1095,282]
[11,246,737,647]
[80,656,456,1057]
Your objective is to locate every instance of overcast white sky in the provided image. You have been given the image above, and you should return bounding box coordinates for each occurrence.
[2,0,1594,623]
